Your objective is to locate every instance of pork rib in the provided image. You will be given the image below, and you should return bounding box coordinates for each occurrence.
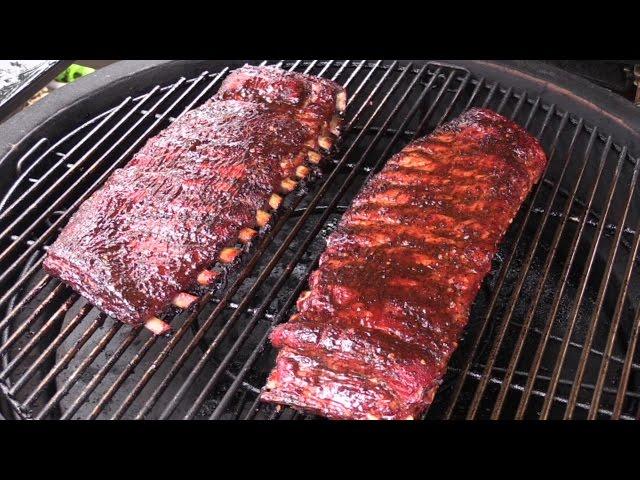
[261,108,547,419]
[43,66,346,327]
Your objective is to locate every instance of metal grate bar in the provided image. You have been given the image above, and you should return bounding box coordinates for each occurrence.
[213,260,314,418]
[0,98,135,284]
[538,146,628,419]
[216,65,475,421]
[59,60,369,419]
[461,366,636,420]
[612,275,640,417]
[508,318,640,370]
[465,110,571,418]
[563,147,639,418]
[412,69,456,138]
[0,284,70,359]
[585,161,640,418]
[195,64,456,420]
[59,326,140,419]
[442,100,552,418]
[36,321,122,419]
[497,87,514,113]
[0,97,132,233]
[0,81,182,310]
[481,81,499,109]
[490,121,595,418]
[5,302,92,392]
[143,61,418,420]
[514,135,616,418]
[1,60,639,420]
[21,313,105,407]
[0,275,50,335]
[463,77,485,112]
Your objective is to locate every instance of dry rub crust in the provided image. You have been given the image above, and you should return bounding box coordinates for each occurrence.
[261,108,547,420]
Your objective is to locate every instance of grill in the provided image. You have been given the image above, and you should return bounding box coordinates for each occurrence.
[0,60,639,420]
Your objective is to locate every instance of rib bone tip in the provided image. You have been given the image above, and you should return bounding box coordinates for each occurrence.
[329,115,341,136]
[238,227,258,243]
[145,317,171,336]
[256,209,271,227]
[318,136,333,151]
[281,178,298,193]
[298,290,311,301]
[266,380,278,390]
[197,269,219,286]
[172,292,199,309]
[295,165,310,179]
[336,91,347,113]
[307,150,322,164]
[220,247,242,263]
[269,193,283,210]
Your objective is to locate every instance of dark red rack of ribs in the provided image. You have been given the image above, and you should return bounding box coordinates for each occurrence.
[43,66,347,333]
[261,108,547,420]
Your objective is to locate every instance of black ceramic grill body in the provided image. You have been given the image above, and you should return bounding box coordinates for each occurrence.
[0,60,639,420]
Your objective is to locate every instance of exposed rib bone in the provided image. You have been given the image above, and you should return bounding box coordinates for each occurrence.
[220,247,242,263]
[281,178,298,193]
[298,290,311,301]
[197,269,219,286]
[336,91,347,113]
[269,193,283,210]
[329,115,341,136]
[145,317,171,336]
[308,150,322,164]
[256,209,271,227]
[238,227,258,243]
[318,135,333,151]
[266,379,278,390]
[295,165,310,179]
[172,292,198,309]
[296,290,311,310]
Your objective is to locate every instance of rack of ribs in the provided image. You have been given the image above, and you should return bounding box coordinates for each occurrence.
[43,65,347,334]
[261,108,547,419]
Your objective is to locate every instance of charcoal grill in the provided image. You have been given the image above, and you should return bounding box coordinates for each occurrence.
[0,60,639,420]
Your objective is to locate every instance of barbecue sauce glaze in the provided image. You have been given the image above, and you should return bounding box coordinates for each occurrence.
[43,66,345,326]
[262,108,547,419]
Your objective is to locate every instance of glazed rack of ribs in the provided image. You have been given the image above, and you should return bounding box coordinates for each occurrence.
[261,108,547,419]
[43,65,347,334]
[0,60,639,420]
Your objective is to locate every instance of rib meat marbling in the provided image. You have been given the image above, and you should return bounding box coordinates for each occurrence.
[43,66,346,326]
[261,108,547,419]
